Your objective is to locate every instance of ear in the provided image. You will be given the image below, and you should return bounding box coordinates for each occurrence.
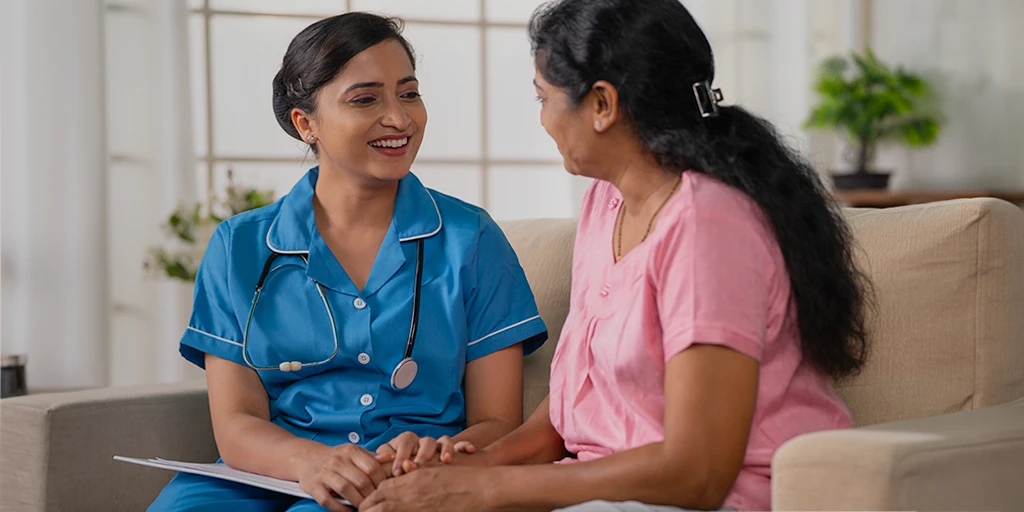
[291,108,316,141]
[589,80,620,133]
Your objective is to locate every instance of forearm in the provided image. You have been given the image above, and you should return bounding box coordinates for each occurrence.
[215,412,326,481]
[468,397,569,467]
[453,418,518,451]
[487,442,715,511]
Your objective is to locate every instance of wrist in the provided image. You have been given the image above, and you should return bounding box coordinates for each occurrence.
[482,466,511,509]
[284,439,324,479]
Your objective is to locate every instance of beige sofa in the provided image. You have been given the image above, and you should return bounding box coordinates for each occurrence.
[3,198,1024,511]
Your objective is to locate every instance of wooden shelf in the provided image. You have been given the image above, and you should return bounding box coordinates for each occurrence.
[834,190,1024,208]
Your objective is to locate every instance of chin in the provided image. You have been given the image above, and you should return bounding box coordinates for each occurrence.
[372,164,412,183]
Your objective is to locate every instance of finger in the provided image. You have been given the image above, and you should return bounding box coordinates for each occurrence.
[333,464,376,503]
[437,436,456,464]
[454,440,476,454]
[391,433,418,477]
[375,443,396,457]
[414,436,439,464]
[311,482,353,512]
[361,489,386,512]
[402,459,419,474]
[349,448,388,487]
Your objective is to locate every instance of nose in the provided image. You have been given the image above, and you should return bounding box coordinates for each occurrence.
[380,97,412,131]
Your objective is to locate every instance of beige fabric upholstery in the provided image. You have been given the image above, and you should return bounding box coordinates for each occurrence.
[1,199,1022,511]
[838,199,1024,426]
[500,218,577,416]
[0,381,215,512]
[773,397,1024,511]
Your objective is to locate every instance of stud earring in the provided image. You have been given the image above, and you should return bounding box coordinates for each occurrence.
[595,121,603,130]
[307,135,315,143]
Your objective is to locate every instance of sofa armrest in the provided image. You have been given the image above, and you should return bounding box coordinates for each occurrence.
[772,398,1024,511]
[0,381,218,512]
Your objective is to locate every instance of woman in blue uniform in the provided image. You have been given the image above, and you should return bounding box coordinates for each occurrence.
[148,12,547,512]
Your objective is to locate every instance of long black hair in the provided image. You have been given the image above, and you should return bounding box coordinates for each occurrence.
[530,0,868,377]
[272,12,416,154]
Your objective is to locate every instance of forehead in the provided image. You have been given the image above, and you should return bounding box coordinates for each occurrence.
[333,39,415,84]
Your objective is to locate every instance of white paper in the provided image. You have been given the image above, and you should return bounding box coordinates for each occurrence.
[114,456,351,506]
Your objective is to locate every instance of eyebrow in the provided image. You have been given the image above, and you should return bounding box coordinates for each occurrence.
[344,76,418,94]
[533,79,544,91]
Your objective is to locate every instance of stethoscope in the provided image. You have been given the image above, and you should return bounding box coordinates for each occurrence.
[241,239,424,390]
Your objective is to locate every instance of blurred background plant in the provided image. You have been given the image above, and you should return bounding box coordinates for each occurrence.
[805,47,943,176]
[144,169,274,281]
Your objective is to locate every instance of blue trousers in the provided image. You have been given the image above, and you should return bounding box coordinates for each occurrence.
[148,472,342,512]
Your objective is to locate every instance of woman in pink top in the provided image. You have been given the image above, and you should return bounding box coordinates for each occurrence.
[362,0,868,510]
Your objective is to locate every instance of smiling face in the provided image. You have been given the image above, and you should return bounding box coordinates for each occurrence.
[296,39,427,184]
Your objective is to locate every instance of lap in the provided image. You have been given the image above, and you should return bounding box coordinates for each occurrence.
[147,471,301,512]
[556,501,731,512]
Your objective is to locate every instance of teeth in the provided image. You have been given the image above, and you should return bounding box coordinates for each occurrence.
[369,137,408,148]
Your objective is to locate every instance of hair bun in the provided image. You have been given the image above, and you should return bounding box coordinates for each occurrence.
[272,70,301,141]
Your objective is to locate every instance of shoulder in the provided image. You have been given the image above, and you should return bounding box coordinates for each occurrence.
[428,188,501,241]
[213,200,282,247]
[673,171,774,236]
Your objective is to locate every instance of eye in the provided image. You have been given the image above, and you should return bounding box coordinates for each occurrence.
[351,96,376,105]
[534,95,546,104]
[401,91,422,100]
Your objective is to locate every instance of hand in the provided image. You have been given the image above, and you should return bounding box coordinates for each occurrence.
[360,466,493,512]
[375,432,476,476]
[294,443,388,510]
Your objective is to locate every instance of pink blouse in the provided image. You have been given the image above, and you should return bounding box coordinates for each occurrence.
[548,173,853,511]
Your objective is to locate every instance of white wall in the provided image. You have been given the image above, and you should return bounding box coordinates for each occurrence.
[870,0,1024,190]
[105,0,203,387]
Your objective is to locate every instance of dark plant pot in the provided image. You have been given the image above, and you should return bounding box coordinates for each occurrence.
[831,172,890,190]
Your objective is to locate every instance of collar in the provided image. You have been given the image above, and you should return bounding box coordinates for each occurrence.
[265,167,443,254]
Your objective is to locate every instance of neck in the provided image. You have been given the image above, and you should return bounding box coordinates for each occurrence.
[312,162,398,233]
[606,151,679,218]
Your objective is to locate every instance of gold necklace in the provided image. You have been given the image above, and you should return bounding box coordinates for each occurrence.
[615,178,682,261]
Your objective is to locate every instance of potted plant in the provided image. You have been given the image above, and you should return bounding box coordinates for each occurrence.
[146,169,275,281]
[805,48,942,190]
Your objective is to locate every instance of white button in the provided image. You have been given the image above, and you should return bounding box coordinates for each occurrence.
[357,353,371,365]
[353,298,367,309]
[348,432,360,443]
[360,394,373,406]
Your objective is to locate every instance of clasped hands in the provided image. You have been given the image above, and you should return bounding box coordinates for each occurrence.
[295,432,477,511]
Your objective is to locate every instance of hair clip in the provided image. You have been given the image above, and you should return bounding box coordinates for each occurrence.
[692,80,724,118]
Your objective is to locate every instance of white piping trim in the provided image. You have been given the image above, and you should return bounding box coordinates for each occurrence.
[265,218,310,255]
[187,326,244,347]
[468,315,542,347]
[398,189,443,242]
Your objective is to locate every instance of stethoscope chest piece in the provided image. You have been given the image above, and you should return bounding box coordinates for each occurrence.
[391,357,418,390]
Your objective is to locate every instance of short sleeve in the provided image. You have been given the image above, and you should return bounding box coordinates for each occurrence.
[464,214,548,362]
[656,211,774,364]
[179,222,246,369]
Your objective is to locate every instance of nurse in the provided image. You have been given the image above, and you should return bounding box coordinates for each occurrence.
[148,12,547,512]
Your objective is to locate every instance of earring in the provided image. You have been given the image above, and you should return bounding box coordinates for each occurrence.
[595,121,603,130]
[307,135,316,143]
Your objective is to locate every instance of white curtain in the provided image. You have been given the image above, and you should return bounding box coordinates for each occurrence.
[2,0,110,390]
[1,0,199,390]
